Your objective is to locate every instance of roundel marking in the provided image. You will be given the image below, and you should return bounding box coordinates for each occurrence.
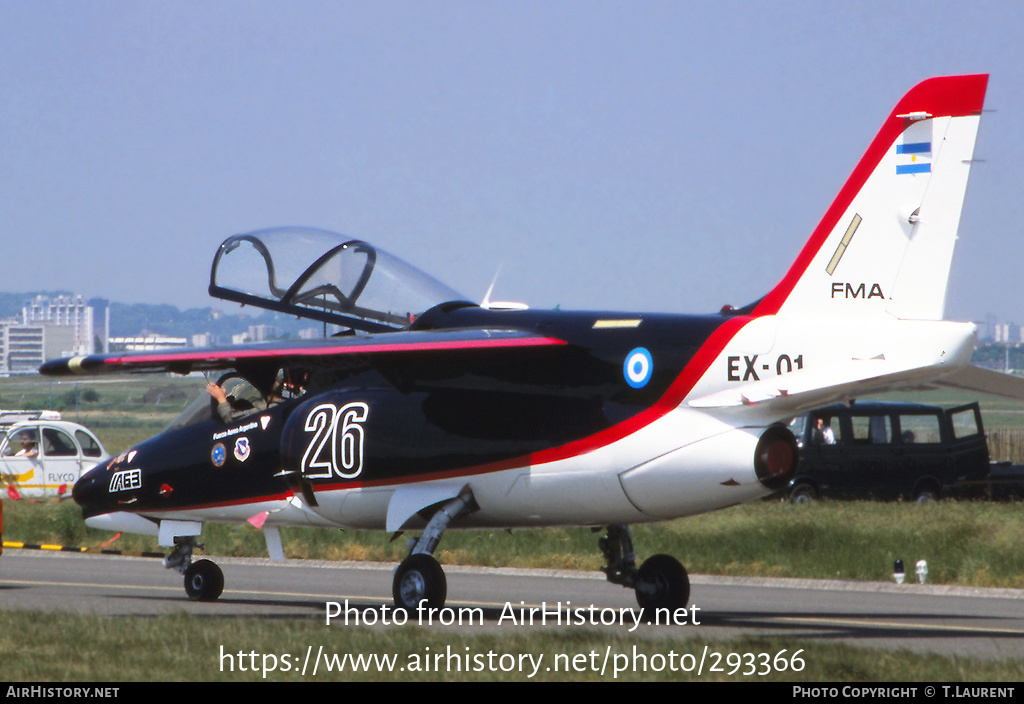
[211,442,226,468]
[624,347,653,388]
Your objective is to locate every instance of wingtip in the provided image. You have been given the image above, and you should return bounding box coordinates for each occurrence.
[38,355,95,376]
[38,358,69,376]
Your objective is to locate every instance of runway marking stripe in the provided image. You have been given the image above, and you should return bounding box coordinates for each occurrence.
[2,540,164,559]
[0,577,182,593]
[776,614,1024,636]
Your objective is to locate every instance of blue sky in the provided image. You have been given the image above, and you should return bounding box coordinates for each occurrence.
[3,1,1023,329]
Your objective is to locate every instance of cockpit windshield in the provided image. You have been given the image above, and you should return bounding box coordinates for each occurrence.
[209,228,467,332]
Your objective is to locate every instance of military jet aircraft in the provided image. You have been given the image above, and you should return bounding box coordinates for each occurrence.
[44,74,1016,612]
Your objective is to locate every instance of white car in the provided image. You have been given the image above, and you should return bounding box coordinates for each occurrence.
[0,411,110,500]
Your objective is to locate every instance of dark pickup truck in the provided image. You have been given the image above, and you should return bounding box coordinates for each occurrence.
[785,401,992,503]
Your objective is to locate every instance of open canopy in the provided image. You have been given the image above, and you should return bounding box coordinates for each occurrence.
[40,226,566,379]
[209,227,468,332]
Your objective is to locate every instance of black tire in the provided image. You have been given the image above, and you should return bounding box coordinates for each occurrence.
[634,554,689,617]
[184,559,224,602]
[393,554,447,612]
[789,482,818,504]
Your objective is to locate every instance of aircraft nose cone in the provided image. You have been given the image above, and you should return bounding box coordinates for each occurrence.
[72,467,108,515]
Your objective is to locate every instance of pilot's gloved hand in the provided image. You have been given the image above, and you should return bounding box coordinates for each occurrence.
[207,383,228,404]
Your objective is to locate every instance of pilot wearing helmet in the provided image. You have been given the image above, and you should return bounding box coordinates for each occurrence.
[206,369,296,424]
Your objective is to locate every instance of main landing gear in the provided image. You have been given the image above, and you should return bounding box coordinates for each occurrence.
[599,524,690,615]
[390,501,690,617]
[165,536,225,602]
[392,494,474,612]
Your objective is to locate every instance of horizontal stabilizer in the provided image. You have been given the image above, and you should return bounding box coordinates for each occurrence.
[935,365,1024,402]
[689,357,948,415]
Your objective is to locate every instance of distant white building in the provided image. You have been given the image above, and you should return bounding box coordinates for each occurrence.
[192,332,220,348]
[21,294,108,356]
[108,335,187,352]
[0,321,43,375]
[993,323,1022,344]
[0,294,108,375]
[248,324,280,342]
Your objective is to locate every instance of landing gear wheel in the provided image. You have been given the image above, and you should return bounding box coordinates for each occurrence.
[789,482,818,504]
[634,554,689,616]
[393,554,447,612]
[184,559,224,601]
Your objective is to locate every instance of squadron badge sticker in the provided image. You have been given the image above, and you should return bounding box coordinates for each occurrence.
[234,437,251,462]
[211,442,226,468]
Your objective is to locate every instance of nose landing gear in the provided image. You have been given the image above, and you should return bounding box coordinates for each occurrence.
[165,536,224,602]
[391,493,475,612]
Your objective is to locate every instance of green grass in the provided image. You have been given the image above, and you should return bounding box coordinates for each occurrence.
[2,610,1022,682]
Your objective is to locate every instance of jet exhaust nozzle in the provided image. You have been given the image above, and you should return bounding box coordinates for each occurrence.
[753,424,798,490]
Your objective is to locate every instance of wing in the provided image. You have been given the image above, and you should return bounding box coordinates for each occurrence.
[39,328,568,377]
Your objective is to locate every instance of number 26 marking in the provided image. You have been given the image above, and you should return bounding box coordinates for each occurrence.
[301,402,369,480]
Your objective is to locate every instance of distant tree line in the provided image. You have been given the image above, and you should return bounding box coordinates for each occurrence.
[971,342,1024,373]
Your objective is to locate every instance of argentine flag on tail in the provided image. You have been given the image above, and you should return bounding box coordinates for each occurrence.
[896,118,932,174]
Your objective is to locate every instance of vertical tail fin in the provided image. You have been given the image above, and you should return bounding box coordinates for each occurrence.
[754,75,988,320]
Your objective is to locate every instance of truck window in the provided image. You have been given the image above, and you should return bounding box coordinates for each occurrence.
[851,415,892,444]
[898,413,942,444]
[949,408,981,439]
[809,415,840,445]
